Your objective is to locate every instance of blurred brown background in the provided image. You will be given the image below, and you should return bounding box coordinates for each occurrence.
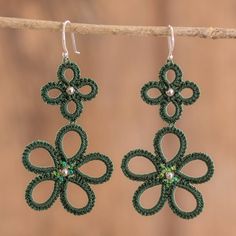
[0,0,235,236]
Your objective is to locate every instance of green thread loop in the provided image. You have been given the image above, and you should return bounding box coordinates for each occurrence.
[23,123,113,215]
[41,61,98,122]
[141,60,200,124]
[121,126,214,219]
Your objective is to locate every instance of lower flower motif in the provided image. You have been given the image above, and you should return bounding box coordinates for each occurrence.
[121,126,214,219]
[22,124,113,215]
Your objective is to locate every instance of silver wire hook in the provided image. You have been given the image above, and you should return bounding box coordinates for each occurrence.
[62,20,80,60]
[167,25,175,61]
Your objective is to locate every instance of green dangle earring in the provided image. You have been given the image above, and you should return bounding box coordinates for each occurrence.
[121,25,214,219]
[22,20,113,215]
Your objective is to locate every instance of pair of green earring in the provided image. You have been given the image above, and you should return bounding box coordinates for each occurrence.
[22,24,214,220]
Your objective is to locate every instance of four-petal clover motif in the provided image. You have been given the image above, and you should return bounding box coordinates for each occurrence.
[141,60,200,124]
[41,61,98,122]
[22,124,113,215]
[121,126,214,219]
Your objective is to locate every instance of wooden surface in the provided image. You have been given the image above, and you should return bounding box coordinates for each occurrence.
[0,1,235,236]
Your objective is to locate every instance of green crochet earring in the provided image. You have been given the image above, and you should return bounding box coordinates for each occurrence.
[121,25,214,219]
[22,21,113,215]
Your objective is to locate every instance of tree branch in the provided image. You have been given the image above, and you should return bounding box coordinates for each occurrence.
[0,16,236,39]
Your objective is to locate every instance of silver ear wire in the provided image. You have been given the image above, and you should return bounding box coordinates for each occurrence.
[167,25,175,61]
[62,20,80,61]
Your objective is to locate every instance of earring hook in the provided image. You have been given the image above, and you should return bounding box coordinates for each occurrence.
[167,25,175,61]
[62,20,80,61]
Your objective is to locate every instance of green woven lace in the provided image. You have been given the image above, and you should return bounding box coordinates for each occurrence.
[41,61,98,122]
[121,60,214,219]
[23,60,113,215]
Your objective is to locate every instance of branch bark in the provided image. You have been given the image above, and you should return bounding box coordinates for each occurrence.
[0,16,236,39]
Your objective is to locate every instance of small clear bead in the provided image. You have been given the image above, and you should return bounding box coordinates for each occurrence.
[66,86,75,95]
[165,172,174,180]
[61,168,69,176]
[166,88,175,97]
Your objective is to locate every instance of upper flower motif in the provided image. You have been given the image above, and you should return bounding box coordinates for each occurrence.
[41,61,98,122]
[141,60,200,124]
[121,126,214,219]
[22,124,113,215]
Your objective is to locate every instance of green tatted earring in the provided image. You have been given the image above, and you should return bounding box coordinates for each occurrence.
[121,25,214,219]
[22,20,113,215]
